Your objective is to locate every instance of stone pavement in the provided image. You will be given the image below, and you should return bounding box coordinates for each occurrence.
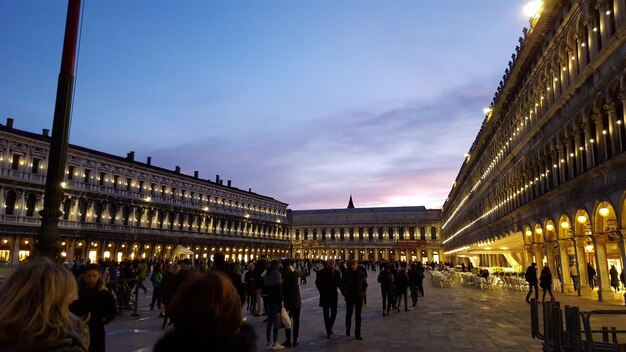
[106,271,625,352]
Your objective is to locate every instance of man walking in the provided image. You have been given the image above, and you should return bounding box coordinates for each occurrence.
[525,262,539,303]
[315,258,341,339]
[340,259,367,340]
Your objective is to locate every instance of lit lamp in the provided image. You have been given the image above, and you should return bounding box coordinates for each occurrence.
[577,215,587,224]
[560,221,570,229]
[585,241,594,252]
[525,230,532,236]
[598,207,609,217]
[535,228,543,235]
[546,224,554,231]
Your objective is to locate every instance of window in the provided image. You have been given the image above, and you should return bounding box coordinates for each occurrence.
[151,183,156,195]
[431,227,437,240]
[11,154,20,170]
[31,159,40,174]
[83,169,91,184]
[4,190,16,215]
[99,172,106,186]
[126,178,132,191]
[420,227,426,240]
[161,185,166,197]
[26,193,36,217]
[113,175,119,189]
[62,198,71,220]
[139,181,144,192]
[67,166,75,180]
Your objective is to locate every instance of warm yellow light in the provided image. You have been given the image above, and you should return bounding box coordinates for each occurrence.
[577,215,587,224]
[546,224,554,231]
[598,207,610,217]
[523,1,543,17]
[61,182,67,188]
[535,228,543,234]
[525,230,532,236]
[585,244,594,251]
[483,108,492,114]
[560,221,570,229]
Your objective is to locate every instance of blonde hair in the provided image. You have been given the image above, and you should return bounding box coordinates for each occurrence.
[0,257,84,344]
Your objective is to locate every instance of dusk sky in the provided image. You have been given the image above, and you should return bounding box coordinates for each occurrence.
[1,1,529,210]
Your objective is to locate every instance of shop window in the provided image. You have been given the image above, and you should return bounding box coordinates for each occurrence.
[18,250,30,261]
[0,250,9,262]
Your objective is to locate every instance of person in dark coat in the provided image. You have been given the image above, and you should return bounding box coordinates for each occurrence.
[70,264,116,352]
[539,265,554,302]
[609,265,620,291]
[340,259,367,340]
[315,258,341,339]
[153,271,257,352]
[263,260,284,350]
[408,263,420,306]
[160,263,180,328]
[212,252,244,305]
[281,259,302,347]
[395,265,410,312]
[377,263,394,316]
[357,263,368,306]
[525,262,539,303]
[415,261,425,296]
[587,263,597,289]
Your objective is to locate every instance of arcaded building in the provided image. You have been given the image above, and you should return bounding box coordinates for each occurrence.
[0,118,290,264]
[442,0,626,301]
[290,197,442,262]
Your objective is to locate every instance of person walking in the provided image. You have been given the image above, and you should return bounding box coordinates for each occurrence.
[569,262,579,291]
[539,265,555,302]
[415,261,425,297]
[587,263,597,289]
[609,265,620,292]
[376,263,393,317]
[395,265,410,312]
[281,259,301,347]
[340,259,367,341]
[70,263,117,352]
[150,263,163,311]
[408,263,420,307]
[263,260,284,350]
[315,259,341,339]
[525,262,539,303]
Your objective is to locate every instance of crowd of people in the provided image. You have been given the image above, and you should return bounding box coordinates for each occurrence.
[0,255,430,351]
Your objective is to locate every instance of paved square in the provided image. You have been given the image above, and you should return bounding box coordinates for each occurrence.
[106,271,624,352]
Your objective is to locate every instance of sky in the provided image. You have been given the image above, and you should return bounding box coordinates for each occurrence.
[0,1,530,210]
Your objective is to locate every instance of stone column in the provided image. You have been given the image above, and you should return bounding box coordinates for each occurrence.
[598,3,610,48]
[593,235,611,301]
[592,109,608,162]
[583,119,596,168]
[10,236,20,264]
[67,239,76,265]
[575,239,590,292]
[559,239,574,293]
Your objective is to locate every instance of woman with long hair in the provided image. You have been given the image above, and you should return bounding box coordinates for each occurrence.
[0,257,87,351]
[154,270,257,352]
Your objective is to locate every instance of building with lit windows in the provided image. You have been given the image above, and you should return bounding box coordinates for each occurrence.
[0,118,290,264]
[441,0,626,302]
[290,197,442,262]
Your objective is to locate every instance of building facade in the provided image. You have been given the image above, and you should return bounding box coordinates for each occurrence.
[441,0,626,301]
[0,118,290,264]
[290,204,442,262]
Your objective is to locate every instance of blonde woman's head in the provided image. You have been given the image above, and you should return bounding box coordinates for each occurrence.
[0,257,83,344]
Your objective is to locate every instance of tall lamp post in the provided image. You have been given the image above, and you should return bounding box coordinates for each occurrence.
[34,0,82,259]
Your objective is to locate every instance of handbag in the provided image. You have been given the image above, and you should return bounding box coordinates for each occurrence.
[280,307,292,329]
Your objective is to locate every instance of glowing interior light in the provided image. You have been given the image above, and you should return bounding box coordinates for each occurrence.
[598,207,609,217]
[577,215,587,224]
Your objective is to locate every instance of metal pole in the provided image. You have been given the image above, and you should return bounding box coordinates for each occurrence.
[34,0,82,259]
